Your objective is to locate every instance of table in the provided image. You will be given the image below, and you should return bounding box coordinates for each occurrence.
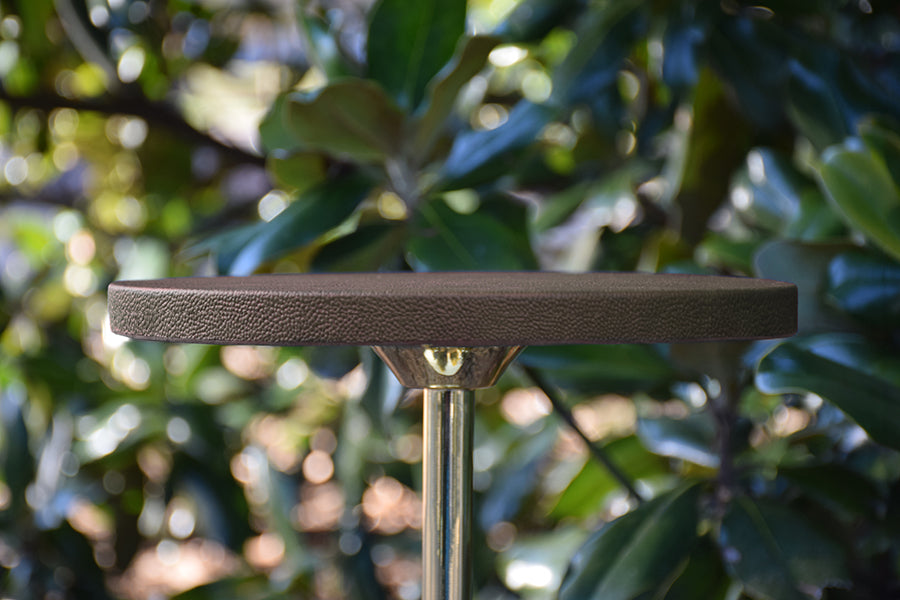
[108,271,797,600]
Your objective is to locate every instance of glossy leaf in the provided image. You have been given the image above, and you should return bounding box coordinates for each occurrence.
[297,11,353,80]
[480,425,558,528]
[164,406,254,550]
[52,523,115,600]
[779,464,882,520]
[827,250,900,327]
[756,336,900,451]
[413,35,499,157]
[532,181,593,232]
[819,140,900,262]
[493,0,583,42]
[551,436,667,519]
[285,80,405,163]
[227,174,372,275]
[307,345,361,380]
[696,232,760,274]
[0,383,35,518]
[311,223,406,272]
[367,0,466,110]
[519,344,677,395]
[662,14,702,91]
[407,196,537,270]
[265,465,310,575]
[550,0,644,106]
[787,59,853,150]
[359,348,405,433]
[859,119,900,186]
[753,240,856,334]
[733,148,842,240]
[440,101,557,188]
[790,188,847,241]
[677,69,754,245]
[637,412,718,468]
[718,497,849,600]
[186,222,266,276]
[266,151,327,193]
[496,528,588,595]
[663,536,732,600]
[559,484,701,600]
[259,94,301,153]
[705,17,784,129]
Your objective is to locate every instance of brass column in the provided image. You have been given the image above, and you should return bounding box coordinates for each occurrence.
[423,388,473,600]
[373,346,521,600]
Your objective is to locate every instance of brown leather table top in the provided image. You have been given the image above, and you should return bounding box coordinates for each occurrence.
[107,272,797,347]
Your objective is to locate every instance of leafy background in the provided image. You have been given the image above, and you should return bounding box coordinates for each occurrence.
[1,0,900,598]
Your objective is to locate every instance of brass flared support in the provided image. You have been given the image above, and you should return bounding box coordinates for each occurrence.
[371,346,522,600]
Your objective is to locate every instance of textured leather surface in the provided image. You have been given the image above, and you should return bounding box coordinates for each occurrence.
[108,272,797,346]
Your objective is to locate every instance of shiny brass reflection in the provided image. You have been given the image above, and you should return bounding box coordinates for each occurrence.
[423,347,467,376]
[372,345,522,389]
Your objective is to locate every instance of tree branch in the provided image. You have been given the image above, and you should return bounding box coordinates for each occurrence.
[521,365,645,504]
[0,88,266,167]
[711,375,741,509]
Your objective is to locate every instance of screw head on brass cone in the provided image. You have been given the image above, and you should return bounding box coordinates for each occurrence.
[372,346,523,389]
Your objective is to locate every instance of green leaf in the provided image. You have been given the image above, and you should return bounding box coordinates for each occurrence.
[306,345,361,380]
[297,11,353,80]
[228,174,372,275]
[532,181,593,232]
[753,240,856,335]
[266,151,327,193]
[779,464,881,520]
[663,536,732,600]
[696,232,760,274]
[819,140,900,262]
[787,60,853,150]
[493,0,583,42]
[311,223,406,273]
[677,69,754,245]
[705,18,784,129]
[859,119,900,187]
[52,523,115,600]
[756,336,900,451]
[789,187,846,241]
[439,101,557,189]
[732,148,841,240]
[637,413,718,468]
[367,0,466,111]
[550,436,667,520]
[359,348,405,433]
[264,465,310,574]
[827,250,900,328]
[285,79,405,163]
[259,94,300,153]
[407,196,537,270]
[550,0,644,106]
[185,222,265,276]
[481,425,558,527]
[413,35,500,157]
[1,383,35,518]
[518,345,677,395]
[718,497,850,600]
[496,528,588,594]
[559,484,701,600]
[661,15,702,91]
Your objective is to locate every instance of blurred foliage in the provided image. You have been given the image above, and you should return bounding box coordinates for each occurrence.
[1,0,900,598]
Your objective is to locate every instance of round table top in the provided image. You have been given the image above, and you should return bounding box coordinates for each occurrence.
[107,272,796,347]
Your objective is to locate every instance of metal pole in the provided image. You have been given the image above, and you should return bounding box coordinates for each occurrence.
[423,388,473,600]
